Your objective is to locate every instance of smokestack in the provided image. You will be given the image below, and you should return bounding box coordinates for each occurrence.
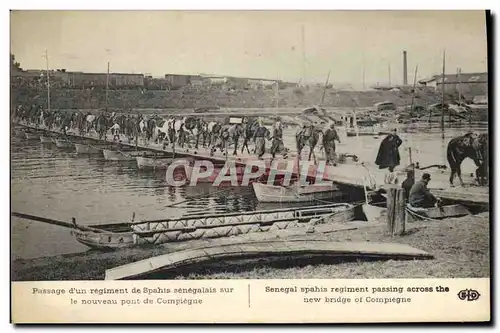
[403,50,408,85]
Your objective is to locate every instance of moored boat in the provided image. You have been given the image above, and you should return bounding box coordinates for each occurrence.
[13,202,356,250]
[405,203,471,222]
[14,129,26,138]
[74,143,105,155]
[136,156,174,170]
[362,203,386,223]
[129,202,356,246]
[102,149,148,161]
[55,138,74,148]
[346,128,385,137]
[40,135,54,144]
[252,181,342,203]
[24,132,39,140]
[72,223,136,250]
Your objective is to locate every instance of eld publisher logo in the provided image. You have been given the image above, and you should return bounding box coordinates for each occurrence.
[457,289,481,301]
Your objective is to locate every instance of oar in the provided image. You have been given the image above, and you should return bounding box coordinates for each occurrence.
[418,164,447,171]
[11,212,105,233]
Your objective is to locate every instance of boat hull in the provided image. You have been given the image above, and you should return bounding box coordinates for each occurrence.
[55,139,74,148]
[72,229,136,250]
[70,204,355,249]
[103,149,143,161]
[40,136,54,143]
[14,129,26,138]
[131,203,355,245]
[406,204,471,222]
[346,130,384,137]
[24,132,39,140]
[362,203,386,223]
[74,143,104,155]
[136,156,174,170]
[252,182,342,203]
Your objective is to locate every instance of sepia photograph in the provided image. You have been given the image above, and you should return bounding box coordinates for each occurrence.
[10,9,490,286]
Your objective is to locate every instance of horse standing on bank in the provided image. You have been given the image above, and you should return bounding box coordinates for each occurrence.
[447,132,488,186]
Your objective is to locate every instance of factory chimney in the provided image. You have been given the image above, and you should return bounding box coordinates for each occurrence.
[403,50,408,85]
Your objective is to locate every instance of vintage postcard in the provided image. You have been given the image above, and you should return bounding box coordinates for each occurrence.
[9,9,490,323]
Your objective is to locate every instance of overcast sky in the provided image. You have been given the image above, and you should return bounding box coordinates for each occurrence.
[10,10,488,88]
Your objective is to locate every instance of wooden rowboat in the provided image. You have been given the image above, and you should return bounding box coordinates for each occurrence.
[102,149,148,161]
[362,203,387,223]
[14,129,26,138]
[346,130,385,137]
[405,204,471,222]
[252,182,342,203]
[40,135,54,144]
[136,156,174,170]
[31,203,355,250]
[24,132,39,140]
[74,143,105,155]
[55,138,74,148]
[71,223,136,250]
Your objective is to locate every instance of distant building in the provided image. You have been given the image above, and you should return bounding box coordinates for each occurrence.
[418,72,488,97]
[190,76,210,88]
[164,74,191,88]
[208,77,227,85]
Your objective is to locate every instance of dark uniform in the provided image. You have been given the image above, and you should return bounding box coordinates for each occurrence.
[401,170,415,201]
[270,122,287,159]
[409,175,438,208]
[322,125,341,165]
[253,124,268,159]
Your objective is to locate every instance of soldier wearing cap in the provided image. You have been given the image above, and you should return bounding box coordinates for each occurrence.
[270,117,287,159]
[408,173,440,208]
[322,121,341,166]
[253,118,269,160]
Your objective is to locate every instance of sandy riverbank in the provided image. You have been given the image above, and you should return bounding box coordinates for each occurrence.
[11,212,490,281]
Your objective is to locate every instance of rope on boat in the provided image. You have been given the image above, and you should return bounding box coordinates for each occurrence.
[404,208,442,222]
[132,206,357,244]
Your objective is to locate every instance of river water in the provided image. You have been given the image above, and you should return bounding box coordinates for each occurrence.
[10,123,487,260]
[10,135,337,260]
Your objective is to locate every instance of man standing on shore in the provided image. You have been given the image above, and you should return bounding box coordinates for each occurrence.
[375,128,403,170]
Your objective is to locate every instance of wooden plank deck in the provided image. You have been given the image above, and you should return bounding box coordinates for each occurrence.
[15,122,489,205]
[104,239,433,280]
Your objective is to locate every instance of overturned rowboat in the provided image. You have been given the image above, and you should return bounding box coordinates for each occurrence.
[252,182,342,203]
[105,239,433,280]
